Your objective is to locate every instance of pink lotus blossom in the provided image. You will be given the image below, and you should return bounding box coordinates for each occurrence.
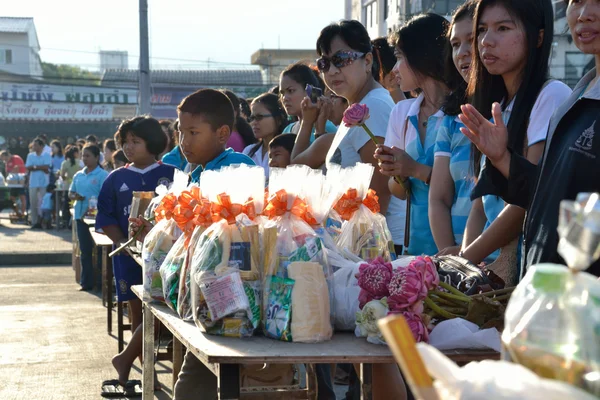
[387,267,428,311]
[389,311,429,342]
[410,256,439,290]
[343,103,370,127]
[356,257,393,309]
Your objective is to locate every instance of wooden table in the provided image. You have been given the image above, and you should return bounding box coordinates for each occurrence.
[132,285,499,400]
[90,229,115,334]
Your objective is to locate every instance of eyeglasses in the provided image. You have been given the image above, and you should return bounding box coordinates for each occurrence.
[316,51,366,73]
[248,114,274,122]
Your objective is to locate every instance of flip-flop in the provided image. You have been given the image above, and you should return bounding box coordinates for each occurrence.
[101,379,125,398]
[123,380,142,397]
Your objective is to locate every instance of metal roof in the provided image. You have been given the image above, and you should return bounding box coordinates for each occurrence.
[0,17,33,33]
[101,69,265,86]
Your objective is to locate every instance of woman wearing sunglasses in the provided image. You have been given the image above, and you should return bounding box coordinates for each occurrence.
[243,93,288,180]
[312,19,408,400]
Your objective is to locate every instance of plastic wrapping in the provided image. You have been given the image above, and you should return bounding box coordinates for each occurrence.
[262,167,333,343]
[416,343,598,400]
[502,193,600,397]
[141,171,188,301]
[332,163,395,262]
[189,165,265,337]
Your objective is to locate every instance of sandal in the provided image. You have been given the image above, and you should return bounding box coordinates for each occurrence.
[123,380,142,397]
[101,379,125,398]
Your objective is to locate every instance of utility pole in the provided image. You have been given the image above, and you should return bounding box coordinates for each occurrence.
[138,0,151,115]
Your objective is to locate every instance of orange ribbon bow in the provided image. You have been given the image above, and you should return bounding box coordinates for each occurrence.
[173,186,212,234]
[263,189,318,225]
[334,188,380,221]
[154,193,178,223]
[211,193,256,224]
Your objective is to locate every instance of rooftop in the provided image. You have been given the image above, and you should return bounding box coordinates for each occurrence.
[0,17,34,33]
[101,69,265,86]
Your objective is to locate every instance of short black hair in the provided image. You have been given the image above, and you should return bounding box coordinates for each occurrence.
[177,89,234,132]
[103,139,116,152]
[268,134,296,154]
[281,63,321,91]
[113,149,129,165]
[33,138,44,148]
[114,116,167,157]
[317,20,372,56]
[83,143,101,159]
[86,134,98,144]
[46,183,56,193]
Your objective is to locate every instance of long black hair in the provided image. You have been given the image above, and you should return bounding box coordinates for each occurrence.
[280,62,321,91]
[65,145,77,167]
[51,140,63,157]
[371,37,396,83]
[468,0,554,176]
[442,0,478,116]
[221,89,257,147]
[248,93,287,158]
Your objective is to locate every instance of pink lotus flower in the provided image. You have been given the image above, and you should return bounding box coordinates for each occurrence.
[343,103,370,127]
[387,267,428,311]
[390,311,429,342]
[410,256,439,291]
[356,257,393,309]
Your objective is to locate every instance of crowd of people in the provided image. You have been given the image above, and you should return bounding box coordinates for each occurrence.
[2,0,598,398]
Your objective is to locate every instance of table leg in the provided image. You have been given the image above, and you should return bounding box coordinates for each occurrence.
[142,301,155,400]
[117,301,124,353]
[360,363,373,400]
[172,337,183,389]
[217,364,240,400]
[54,191,59,230]
[306,363,317,400]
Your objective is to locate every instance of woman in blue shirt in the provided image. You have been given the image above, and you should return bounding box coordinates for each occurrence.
[429,1,476,254]
[375,14,463,256]
[69,144,108,291]
[50,140,64,184]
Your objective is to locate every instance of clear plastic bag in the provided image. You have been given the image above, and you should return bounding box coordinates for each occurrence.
[502,194,600,397]
[142,218,179,302]
[189,165,265,337]
[262,167,333,343]
[416,342,598,400]
[141,171,188,301]
[332,163,396,262]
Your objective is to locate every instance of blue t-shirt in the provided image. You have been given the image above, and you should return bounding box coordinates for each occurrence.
[96,162,176,270]
[41,192,53,211]
[51,155,64,174]
[25,152,52,188]
[70,165,109,220]
[434,116,474,245]
[282,120,338,143]
[190,148,255,184]
[162,145,188,171]
[405,113,446,256]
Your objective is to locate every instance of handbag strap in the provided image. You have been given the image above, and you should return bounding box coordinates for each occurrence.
[402,117,411,252]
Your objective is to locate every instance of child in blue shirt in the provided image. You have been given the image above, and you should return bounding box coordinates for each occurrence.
[70,144,109,291]
[96,116,175,393]
[40,184,54,229]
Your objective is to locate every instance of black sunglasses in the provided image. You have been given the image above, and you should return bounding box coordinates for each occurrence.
[316,51,366,73]
[248,113,274,122]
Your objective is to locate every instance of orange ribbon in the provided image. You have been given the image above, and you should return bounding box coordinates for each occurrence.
[263,189,318,225]
[172,186,212,234]
[154,193,178,223]
[334,188,380,221]
[211,193,256,224]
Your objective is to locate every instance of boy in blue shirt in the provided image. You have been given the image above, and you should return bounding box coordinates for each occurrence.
[97,116,176,396]
[25,138,52,229]
[40,184,54,229]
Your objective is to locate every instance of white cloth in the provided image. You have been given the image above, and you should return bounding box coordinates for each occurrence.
[243,144,269,180]
[325,87,406,245]
[504,80,573,147]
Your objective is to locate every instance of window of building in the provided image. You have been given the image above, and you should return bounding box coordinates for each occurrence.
[384,0,389,20]
[0,50,12,65]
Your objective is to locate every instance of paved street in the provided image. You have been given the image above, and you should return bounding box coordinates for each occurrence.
[0,265,173,400]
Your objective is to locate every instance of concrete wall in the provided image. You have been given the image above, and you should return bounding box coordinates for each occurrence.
[0,32,31,76]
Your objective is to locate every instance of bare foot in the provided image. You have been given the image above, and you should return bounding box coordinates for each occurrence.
[111,353,132,386]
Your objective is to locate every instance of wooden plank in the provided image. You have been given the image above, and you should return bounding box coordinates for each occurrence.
[131,286,499,366]
[90,229,114,247]
[172,337,184,389]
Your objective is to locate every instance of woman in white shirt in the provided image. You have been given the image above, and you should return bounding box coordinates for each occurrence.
[243,93,288,180]
[375,13,462,256]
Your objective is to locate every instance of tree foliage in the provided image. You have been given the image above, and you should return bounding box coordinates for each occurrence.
[41,62,101,85]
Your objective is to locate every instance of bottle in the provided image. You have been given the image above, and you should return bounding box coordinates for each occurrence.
[88,196,98,217]
[56,176,64,190]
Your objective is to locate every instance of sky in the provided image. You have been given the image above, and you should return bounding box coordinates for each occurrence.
[2,0,344,71]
